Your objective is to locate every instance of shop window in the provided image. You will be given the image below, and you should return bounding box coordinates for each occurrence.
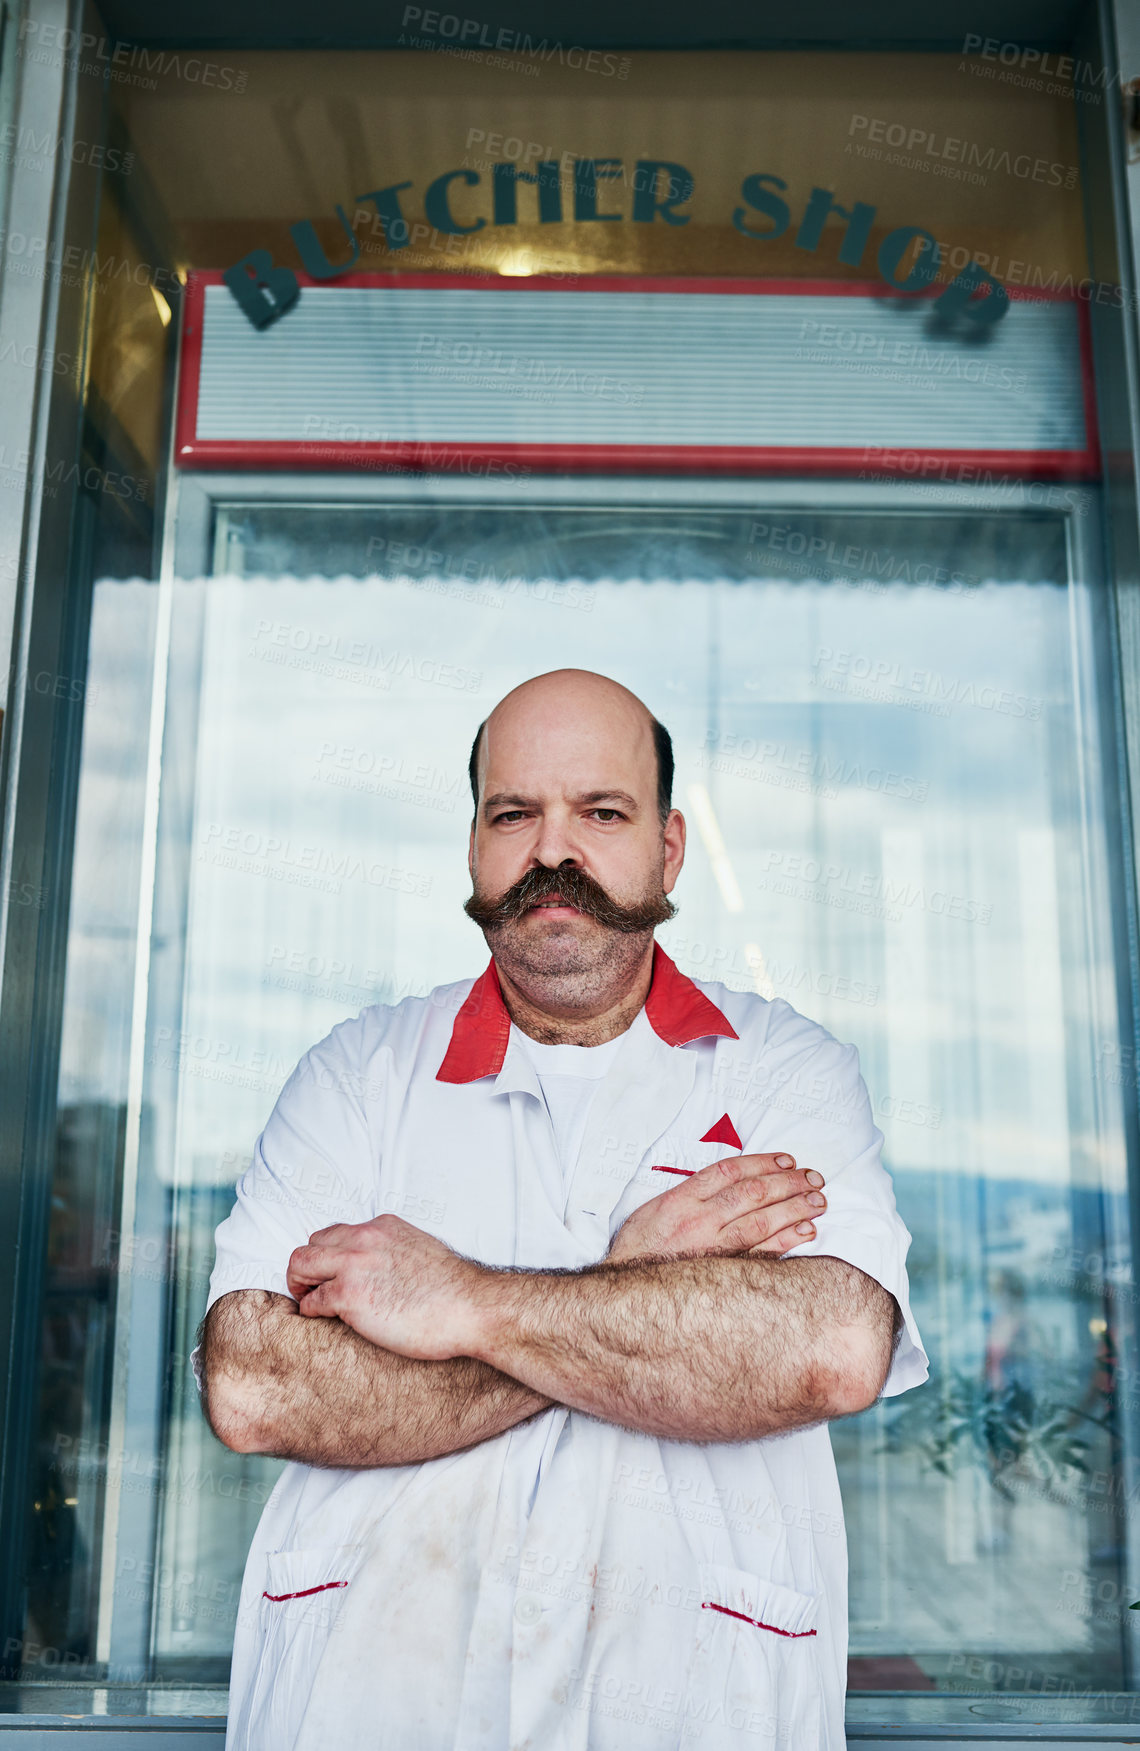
[6,36,1136,1726]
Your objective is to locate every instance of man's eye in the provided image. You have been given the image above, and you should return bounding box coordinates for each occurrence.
[592,809,621,822]
[493,811,526,824]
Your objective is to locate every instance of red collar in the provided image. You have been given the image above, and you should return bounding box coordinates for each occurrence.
[436,944,738,1083]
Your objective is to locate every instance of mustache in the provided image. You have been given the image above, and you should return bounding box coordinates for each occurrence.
[464,864,677,934]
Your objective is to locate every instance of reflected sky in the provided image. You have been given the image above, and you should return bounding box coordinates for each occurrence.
[56,502,1135,1681]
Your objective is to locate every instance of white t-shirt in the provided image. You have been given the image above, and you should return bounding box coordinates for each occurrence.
[512,1028,625,1180]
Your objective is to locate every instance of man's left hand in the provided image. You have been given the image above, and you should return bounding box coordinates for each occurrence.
[286,1216,481,1359]
[287,1140,829,1358]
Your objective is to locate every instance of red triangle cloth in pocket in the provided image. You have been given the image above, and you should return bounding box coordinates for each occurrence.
[699,1113,743,1151]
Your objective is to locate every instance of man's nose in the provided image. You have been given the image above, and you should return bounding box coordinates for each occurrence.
[531,814,581,870]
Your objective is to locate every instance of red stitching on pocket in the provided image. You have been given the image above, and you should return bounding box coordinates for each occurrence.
[263,1581,348,1603]
[651,1164,693,1176]
[702,1601,816,1638]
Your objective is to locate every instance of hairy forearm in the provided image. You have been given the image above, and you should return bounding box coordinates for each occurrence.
[465,1255,898,1443]
[200,1290,551,1467]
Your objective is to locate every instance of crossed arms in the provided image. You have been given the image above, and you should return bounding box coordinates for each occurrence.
[200,1151,900,1468]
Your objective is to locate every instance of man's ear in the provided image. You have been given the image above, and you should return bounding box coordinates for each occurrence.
[663,807,686,894]
[468,821,476,882]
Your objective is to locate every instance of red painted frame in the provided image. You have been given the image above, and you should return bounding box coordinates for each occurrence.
[175,270,1100,481]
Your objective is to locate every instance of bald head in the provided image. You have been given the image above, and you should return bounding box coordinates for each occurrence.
[468,670,674,823]
[464,670,686,1029]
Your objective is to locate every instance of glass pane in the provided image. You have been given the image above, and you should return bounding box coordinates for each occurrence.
[34,497,1136,1703]
[22,579,158,1680]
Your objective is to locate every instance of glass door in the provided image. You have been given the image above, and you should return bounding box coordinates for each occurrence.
[29,478,1140,1713]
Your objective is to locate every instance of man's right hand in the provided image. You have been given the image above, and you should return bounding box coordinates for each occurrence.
[606,1153,826,1265]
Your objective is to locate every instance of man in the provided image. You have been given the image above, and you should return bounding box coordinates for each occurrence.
[198,668,926,1751]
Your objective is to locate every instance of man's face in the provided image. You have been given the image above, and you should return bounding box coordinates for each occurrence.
[466,689,685,991]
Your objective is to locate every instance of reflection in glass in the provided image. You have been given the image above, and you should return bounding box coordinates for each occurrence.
[31,501,1136,1700]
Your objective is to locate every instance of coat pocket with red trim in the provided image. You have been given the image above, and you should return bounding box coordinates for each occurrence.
[681,1564,822,1751]
[242,1545,359,1751]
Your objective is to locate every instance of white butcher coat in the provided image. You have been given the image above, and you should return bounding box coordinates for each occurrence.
[202,947,927,1751]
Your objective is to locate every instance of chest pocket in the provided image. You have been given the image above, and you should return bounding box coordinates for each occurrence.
[602,1106,752,1232]
[606,1129,746,1240]
[645,1109,749,1181]
[681,1565,822,1751]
